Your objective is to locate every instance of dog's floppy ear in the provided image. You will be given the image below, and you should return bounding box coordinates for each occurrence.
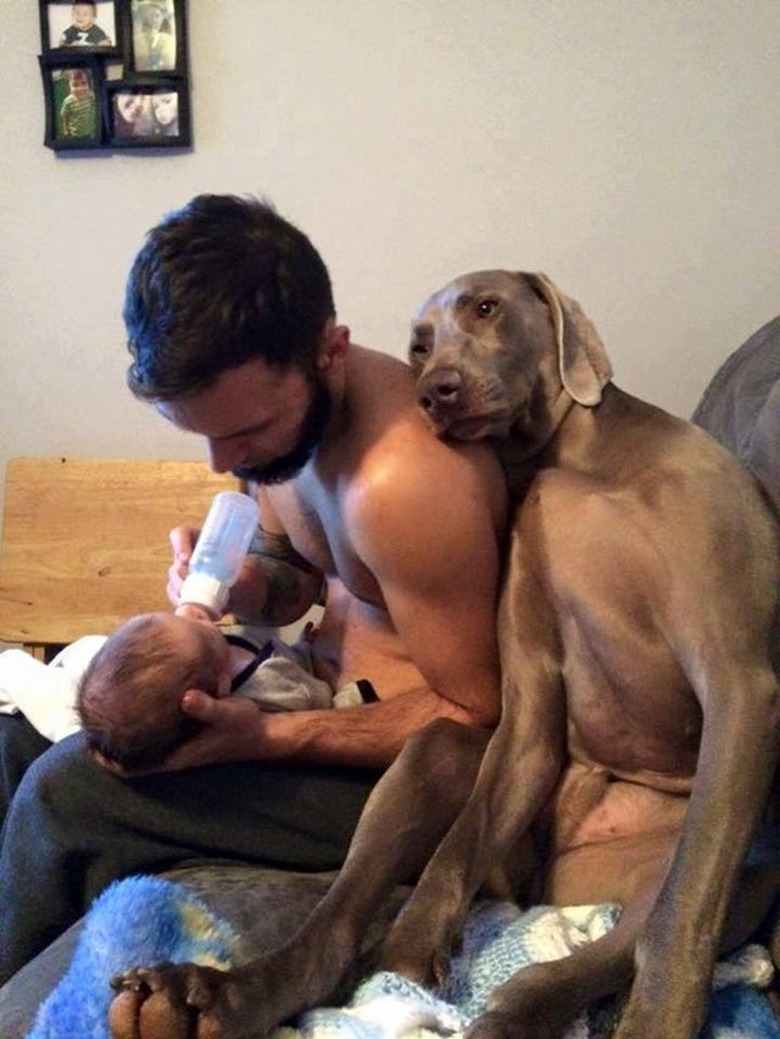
[526,273,613,406]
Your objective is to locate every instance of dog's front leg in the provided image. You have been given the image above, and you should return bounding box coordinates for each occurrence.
[380,529,567,987]
[381,695,563,985]
[109,719,489,1039]
[379,682,564,986]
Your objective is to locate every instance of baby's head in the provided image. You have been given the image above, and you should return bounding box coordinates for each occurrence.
[77,611,230,769]
[71,3,97,29]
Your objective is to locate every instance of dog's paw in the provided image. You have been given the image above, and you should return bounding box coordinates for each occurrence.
[108,961,248,1039]
[468,1007,579,1039]
[467,995,577,1039]
[465,1009,525,1039]
[379,922,456,988]
[612,999,703,1039]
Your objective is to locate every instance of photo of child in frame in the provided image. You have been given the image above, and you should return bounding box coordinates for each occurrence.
[51,1,115,50]
[55,65,98,139]
[38,0,189,152]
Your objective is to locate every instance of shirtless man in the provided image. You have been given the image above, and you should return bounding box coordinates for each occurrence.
[0,194,507,984]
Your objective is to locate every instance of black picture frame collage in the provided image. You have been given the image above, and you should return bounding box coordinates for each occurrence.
[38,0,190,151]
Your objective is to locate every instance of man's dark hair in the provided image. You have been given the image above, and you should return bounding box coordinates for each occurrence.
[124,194,336,401]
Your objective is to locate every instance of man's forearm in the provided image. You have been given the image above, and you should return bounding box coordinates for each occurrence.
[260,557,323,627]
[255,688,486,770]
[231,528,324,627]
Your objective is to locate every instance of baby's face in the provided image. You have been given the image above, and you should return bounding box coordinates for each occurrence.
[72,4,96,28]
[117,92,147,121]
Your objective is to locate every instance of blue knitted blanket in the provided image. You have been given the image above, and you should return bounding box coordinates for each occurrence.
[27,876,780,1039]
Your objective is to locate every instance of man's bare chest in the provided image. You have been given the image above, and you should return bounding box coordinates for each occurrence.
[267,481,382,605]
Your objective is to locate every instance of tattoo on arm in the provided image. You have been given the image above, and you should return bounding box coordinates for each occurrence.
[248,528,323,623]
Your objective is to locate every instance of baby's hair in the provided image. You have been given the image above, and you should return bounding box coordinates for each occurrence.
[77,613,222,769]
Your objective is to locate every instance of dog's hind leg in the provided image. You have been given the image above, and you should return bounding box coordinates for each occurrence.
[467,850,780,1039]
[267,719,492,999]
[466,899,647,1039]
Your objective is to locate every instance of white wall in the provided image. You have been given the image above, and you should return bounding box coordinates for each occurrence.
[1,1,779,511]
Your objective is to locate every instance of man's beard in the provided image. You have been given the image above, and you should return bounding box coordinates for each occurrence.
[232,375,332,485]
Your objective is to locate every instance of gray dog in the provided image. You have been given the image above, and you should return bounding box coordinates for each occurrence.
[388,271,780,1038]
[110,272,780,1039]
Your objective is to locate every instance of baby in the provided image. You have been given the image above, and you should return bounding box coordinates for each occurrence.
[59,3,113,47]
[77,612,372,769]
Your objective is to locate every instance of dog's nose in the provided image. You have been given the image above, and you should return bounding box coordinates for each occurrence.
[418,368,462,412]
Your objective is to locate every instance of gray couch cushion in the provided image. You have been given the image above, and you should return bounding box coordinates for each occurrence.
[0,866,332,1039]
[692,315,780,512]
[0,864,408,1039]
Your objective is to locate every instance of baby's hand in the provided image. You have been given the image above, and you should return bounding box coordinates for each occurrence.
[174,602,216,623]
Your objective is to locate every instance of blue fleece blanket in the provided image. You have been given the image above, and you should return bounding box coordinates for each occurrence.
[26,876,780,1039]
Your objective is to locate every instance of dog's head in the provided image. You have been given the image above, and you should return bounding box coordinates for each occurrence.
[409,271,613,446]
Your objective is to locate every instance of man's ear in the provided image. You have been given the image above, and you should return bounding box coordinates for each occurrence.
[317,321,350,370]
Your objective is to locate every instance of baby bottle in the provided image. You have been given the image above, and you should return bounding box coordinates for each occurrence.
[178,492,259,618]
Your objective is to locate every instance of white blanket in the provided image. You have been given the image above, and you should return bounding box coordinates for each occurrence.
[0,636,107,742]
[283,902,777,1039]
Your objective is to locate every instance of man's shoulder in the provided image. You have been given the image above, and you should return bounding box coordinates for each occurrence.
[348,345,504,478]
[351,344,411,380]
[349,416,506,533]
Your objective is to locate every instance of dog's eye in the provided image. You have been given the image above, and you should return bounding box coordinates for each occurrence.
[476,299,499,317]
[409,340,431,370]
[409,323,434,366]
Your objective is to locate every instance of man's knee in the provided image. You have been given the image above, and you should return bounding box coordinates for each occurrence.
[0,715,52,825]
[10,733,93,823]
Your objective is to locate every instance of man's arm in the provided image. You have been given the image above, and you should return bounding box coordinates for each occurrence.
[231,532,324,628]
[347,434,507,730]
[165,685,488,772]
[168,488,324,625]
[156,436,507,772]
